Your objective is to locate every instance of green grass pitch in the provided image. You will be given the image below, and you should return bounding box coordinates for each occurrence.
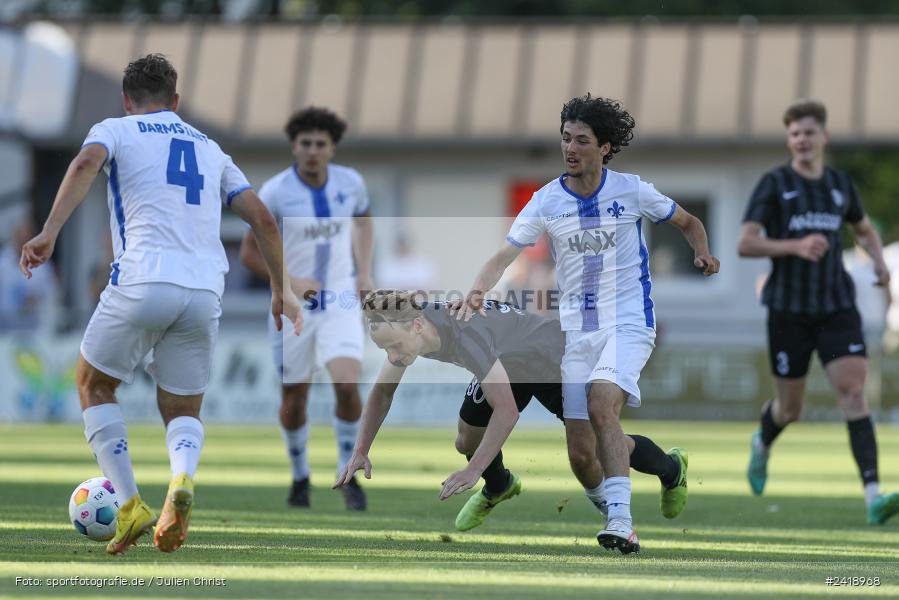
[1,420,898,599]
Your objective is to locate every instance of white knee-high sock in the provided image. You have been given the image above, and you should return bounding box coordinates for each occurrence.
[603,476,632,522]
[334,417,359,474]
[165,416,204,479]
[82,403,139,502]
[281,423,310,481]
[584,479,607,515]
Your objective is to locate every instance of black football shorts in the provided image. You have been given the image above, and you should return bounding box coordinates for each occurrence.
[459,376,564,427]
[767,307,867,378]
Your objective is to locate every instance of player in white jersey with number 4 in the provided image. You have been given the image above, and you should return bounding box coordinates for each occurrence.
[240,107,373,511]
[459,94,719,554]
[19,54,302,556]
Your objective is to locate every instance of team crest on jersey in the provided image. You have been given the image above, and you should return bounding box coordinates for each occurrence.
[606,201,625,219]
[567,230,616,255]
[831,189,844,207]
[336,191,347,204]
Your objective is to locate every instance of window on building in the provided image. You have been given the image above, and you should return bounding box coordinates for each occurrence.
[647,198,710,279]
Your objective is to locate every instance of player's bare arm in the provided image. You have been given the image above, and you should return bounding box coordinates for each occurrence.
[352,210,374,296]
[850,216,890,287]
[239,231,321,300]
[667,204,720,276]
[333,359,406,488]
[455,242,523,320]
[439,359,519,499]
[20,143,107,278]
[230,189,302,334]
[737,221,829,262]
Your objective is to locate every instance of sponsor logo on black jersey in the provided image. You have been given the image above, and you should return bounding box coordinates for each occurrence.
[787,212,841,232]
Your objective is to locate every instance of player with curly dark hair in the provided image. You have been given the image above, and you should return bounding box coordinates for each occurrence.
[284,106,348,145]
[559,94,635,165]
[240,106,373,512]
[458,93,719,554]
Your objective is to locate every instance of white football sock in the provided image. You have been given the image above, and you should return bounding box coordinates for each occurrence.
[334,417,359,474]
[584,480,606,513]
[864,482,881,509]
[603,476,633,522]
[165,416,204,479]
[82,403,139,502]
[281,423,310,481]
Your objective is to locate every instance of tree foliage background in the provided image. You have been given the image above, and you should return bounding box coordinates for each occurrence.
[24,0,899,18]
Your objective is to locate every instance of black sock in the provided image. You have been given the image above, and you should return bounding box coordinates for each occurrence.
[848,416,879,486]
[467,451,510,496]
[628,435,680,488]
[760,402,785,447]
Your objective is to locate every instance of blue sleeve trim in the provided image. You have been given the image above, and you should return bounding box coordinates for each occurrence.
[226,184,253,207]
[353,204,371,217]
[654,202,677,224]
[506,235,535,248]
[81,142,111,169]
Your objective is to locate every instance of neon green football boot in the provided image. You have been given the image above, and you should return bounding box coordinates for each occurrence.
[454,473,522,531]
[661,447,688,519]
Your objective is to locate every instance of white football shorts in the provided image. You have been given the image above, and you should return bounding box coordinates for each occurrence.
[561,325,656,419]
[80,282,222,395]
[270,292,364,384]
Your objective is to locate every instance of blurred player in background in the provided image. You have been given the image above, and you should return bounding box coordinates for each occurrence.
[240,107,374,511]
[19,54,302,555]
[0,218,57,333]
[459,94,719,553]
[738,99,899,524]
[336,289,688,533]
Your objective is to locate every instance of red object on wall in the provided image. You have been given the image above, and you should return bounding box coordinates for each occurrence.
[508,181,543,216]
[507,180,549,261]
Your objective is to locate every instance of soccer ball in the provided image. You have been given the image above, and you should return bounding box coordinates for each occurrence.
[68,477,119,541]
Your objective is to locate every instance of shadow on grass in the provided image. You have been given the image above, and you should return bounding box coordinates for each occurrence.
[3,482,898,568]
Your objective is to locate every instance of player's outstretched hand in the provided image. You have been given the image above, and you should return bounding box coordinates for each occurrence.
[439,467,480,500]
[333,451,371,488]
[19,231,56,279]
[795,233,830,262]
[450,290,487,321]
[694,253,720,277]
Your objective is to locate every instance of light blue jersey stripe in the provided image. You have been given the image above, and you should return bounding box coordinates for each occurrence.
[636,218,654,327]
[109,158,126,285]
[564,170,607,331]
[295,167,333,310]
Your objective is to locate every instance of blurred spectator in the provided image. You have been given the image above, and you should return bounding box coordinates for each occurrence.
[0,219,58,333]
[376,234,437,291]
[880,241,899,352]
[845,246,888,341]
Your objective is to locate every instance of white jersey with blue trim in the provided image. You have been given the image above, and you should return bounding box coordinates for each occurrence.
[82,110,251,298]
[506,169,676,332]
[258,163,369,291]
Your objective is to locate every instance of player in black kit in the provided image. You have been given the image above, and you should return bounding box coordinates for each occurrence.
[334,290,687,536]
[738,99,899,524]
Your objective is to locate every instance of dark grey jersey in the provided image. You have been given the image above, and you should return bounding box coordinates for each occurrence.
[743,164,864,315]
[420,300,564,384]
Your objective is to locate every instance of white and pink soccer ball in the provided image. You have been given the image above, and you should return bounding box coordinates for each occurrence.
[68,477,119,541]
